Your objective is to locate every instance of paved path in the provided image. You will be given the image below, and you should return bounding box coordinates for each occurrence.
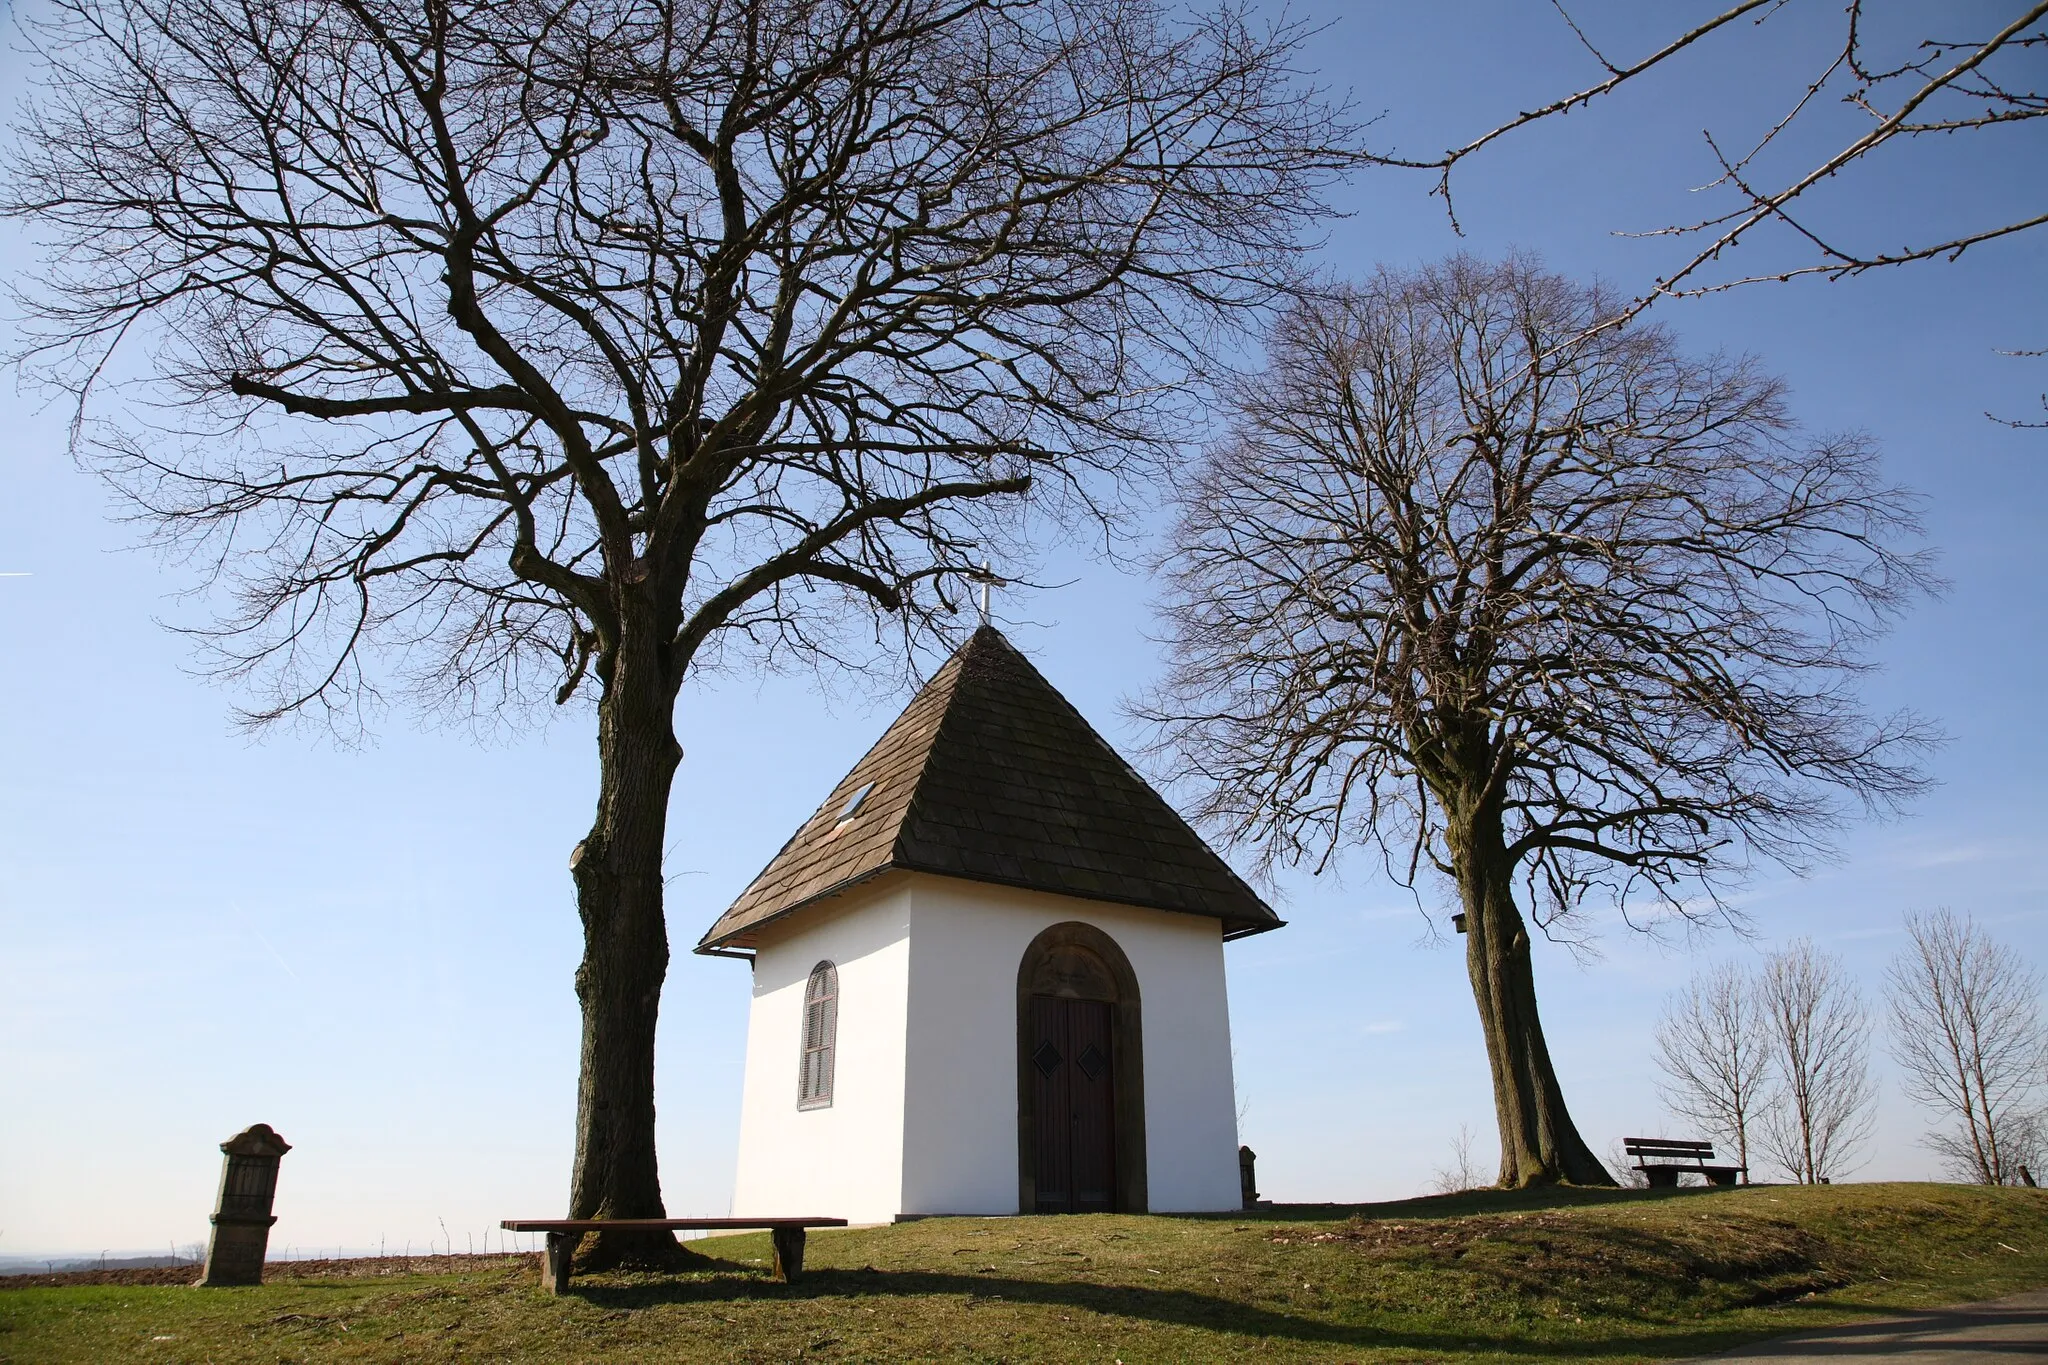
[1699,1288,2048,1361]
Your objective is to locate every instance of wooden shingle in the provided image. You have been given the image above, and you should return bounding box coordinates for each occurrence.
[695,627,1282,952]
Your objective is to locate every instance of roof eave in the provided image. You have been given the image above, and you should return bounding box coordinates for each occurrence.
[696,859,1282,956]
[693,864,901,956]
[1223,916,1287,940]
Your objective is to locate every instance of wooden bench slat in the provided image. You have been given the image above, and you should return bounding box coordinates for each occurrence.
[1626,1148,1720,1158]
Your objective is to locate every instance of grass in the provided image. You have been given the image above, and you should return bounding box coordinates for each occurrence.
[4,1183,2047,1362]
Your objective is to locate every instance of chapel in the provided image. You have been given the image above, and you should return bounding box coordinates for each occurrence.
[697,626,1282,1223]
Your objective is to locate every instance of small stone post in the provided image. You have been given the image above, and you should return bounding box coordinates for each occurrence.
[196,1123,291,1287]
[1238,1144,1260,1209]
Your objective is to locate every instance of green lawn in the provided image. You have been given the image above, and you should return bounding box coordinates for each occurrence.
[5,1183,2046,1363]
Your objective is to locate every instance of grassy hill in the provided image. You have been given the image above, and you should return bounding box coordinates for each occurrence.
[5,1183,2046,1362]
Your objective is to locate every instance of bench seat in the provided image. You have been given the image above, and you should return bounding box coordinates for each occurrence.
[501,1217,848,1293]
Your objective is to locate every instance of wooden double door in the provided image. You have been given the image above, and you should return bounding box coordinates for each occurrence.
[1029,994,1117,1213]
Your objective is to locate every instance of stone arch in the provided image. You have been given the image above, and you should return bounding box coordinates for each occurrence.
[1016,921,1147,1213]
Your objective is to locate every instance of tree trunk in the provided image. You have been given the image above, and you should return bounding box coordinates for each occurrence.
[565,624,697,1269]
[1448,798,1615,1188]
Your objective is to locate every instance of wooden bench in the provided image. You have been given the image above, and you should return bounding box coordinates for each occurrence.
[499,1217,848,1294]
[1623,1137,1745,1187]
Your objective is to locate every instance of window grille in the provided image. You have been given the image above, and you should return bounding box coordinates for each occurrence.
[798,961,838,1109]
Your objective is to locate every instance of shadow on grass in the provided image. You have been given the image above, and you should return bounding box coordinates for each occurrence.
[567,1258,1869,1360]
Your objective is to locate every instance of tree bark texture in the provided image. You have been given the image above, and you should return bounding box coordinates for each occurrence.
[1449,797,1614,1188]
[565,621,693,1268]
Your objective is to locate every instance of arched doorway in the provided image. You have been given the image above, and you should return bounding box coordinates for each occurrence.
[1016,922,1146,1213]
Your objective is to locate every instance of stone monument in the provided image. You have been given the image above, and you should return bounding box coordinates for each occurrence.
[196,1123,291,1287]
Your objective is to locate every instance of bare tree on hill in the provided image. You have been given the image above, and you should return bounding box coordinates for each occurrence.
[4,0,1354,1262]
[1604,1139,1650,1189]
[1142,255,1936,1187]
[1655,961,1774,1182]
[1429,1123,1487,1195]
[1757,940,1875,1184]
[1888,909,2048,1184]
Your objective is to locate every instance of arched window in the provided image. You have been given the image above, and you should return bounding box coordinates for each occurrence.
[798,961,838,1109]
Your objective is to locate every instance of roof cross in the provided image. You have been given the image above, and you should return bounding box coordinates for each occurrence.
[971,562,1005,624]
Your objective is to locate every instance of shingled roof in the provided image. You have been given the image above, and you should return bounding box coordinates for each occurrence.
[696,627,1282,953]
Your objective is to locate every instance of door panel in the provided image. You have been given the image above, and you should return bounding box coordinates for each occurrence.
[1030,995,1116,1213]
[1066,999,1116,1212]
[1030,995,1072,1212]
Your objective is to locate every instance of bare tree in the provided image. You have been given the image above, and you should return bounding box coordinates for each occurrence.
[1757,939,1875,1183]
[1604,1138,1650,1189]
[1142,254,1935,1187]
[1428,1122,1486,1195]
[1887,909,2048,1184]
[4,0,1353,1262]
[1372,3,2046,333]
[1655,961,1774,1182]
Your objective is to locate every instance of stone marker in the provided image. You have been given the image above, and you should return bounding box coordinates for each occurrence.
[1238,1144,1259,1209]
[196,1123,291,1287]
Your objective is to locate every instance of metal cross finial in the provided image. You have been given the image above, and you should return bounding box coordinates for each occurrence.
[974,561,1001,623]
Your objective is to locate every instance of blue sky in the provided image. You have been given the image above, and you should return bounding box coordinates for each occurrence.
[3,1,2045,1258]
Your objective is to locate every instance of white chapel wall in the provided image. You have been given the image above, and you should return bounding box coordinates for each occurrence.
[899,876,1244,1216]
[730,877,912,1224]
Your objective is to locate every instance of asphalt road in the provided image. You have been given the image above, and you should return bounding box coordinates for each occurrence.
[1699,1288,2048,1361]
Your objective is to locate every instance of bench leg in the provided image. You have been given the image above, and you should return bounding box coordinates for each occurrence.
[1706,1169,1740,1188]
[770,1227,806,1283]
[543,1232,575,1295]
[1643,1166,1679,1188]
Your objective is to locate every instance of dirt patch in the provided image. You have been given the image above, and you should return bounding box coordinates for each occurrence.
[1270,1211,1585,1251]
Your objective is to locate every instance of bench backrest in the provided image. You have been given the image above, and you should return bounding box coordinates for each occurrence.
[1623,1137,1716,1160]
